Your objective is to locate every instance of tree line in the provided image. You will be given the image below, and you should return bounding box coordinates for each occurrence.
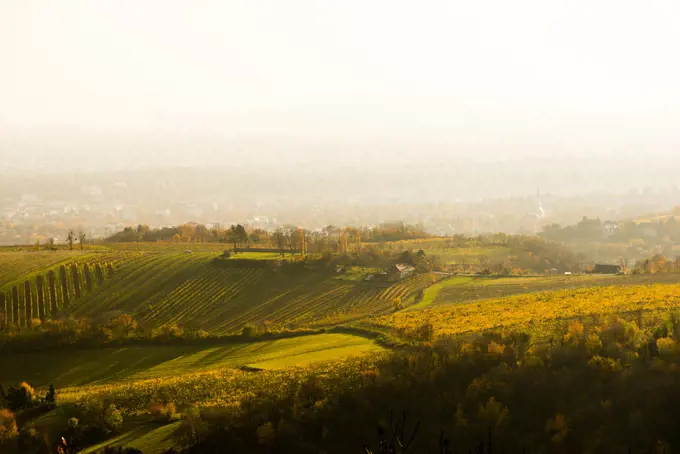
[540,214,680,263]
[106,222,429,248]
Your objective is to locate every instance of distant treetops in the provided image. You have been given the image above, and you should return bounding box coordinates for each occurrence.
[105,222,430,248]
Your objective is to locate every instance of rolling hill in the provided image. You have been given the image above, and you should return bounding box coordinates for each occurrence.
[0,249,438,335]
[65,251,436,333]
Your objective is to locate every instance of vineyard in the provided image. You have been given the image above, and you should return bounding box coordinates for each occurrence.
[372,282,680,339]
[4,248,680,339]
[0,250,438,334]
[71,251,437,333]
[0,251,122,330]
[0,251,90,288]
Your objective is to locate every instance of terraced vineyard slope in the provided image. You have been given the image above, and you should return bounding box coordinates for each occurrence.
[67,252,437,334]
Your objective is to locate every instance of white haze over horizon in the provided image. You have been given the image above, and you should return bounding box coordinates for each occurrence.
[1,0,679,176]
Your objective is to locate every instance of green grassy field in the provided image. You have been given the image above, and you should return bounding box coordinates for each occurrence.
[80,420,183,454]
[0,333,383,389]
[366,238,510,266]
[225,251,283,260]
[404,276,474,311]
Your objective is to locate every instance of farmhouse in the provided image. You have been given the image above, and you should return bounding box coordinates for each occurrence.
[591,264,622,275]
[388,263,416,282]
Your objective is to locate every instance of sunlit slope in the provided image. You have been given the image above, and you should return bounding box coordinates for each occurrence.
[373,282,680,338]
[70,252,435,333]
[0,251,102,291]
[0,333,382,388]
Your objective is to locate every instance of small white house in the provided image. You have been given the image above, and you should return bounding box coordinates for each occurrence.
[388,264,416,282]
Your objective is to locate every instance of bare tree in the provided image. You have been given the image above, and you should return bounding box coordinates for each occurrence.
[66,229,75,251]
[310,230,322,254]
[303,229,313,255]
[284,226,300,256]
[273,228,286,257]
[78,231,87,251]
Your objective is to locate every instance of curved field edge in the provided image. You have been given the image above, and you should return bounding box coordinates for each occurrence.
[79,420,183,454]
[0,333,384,389]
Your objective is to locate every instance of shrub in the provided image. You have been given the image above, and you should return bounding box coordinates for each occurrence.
[75,398,124,438]
[487,341,506,356]
[392,298,403,312]
[257,422,275,446]
[320,250,333,263]
[6,382,36,411]
[103,404,124,434]
[656,337,676,357]
[241,324,257,338]
[152,323,184,340]
[178,405,205,445]
[148,400,177,422]
[18,427,41,450]
[45,384,56,404]
[0,409,19,443]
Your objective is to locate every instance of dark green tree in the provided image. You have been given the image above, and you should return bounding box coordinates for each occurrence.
[36,274,46,322]
[71,264,81,299]
[95,263,105,285]
[47,269,58,317]
[45,384,56,404]
[235,224,248,247]
[6,383,36,411]
[0,292,6,330]
[59,265,70,309]
[229,224,238,251]
[24,280,32,328]
[83,263,93,293]
[11,286,19,327]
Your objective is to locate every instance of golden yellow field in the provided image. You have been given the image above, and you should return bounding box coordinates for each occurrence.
[371,283,680,338]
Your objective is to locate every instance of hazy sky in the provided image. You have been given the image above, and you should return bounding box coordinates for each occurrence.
[1,0,679,164]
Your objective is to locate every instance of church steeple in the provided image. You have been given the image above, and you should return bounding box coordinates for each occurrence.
[536,186,546,218]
